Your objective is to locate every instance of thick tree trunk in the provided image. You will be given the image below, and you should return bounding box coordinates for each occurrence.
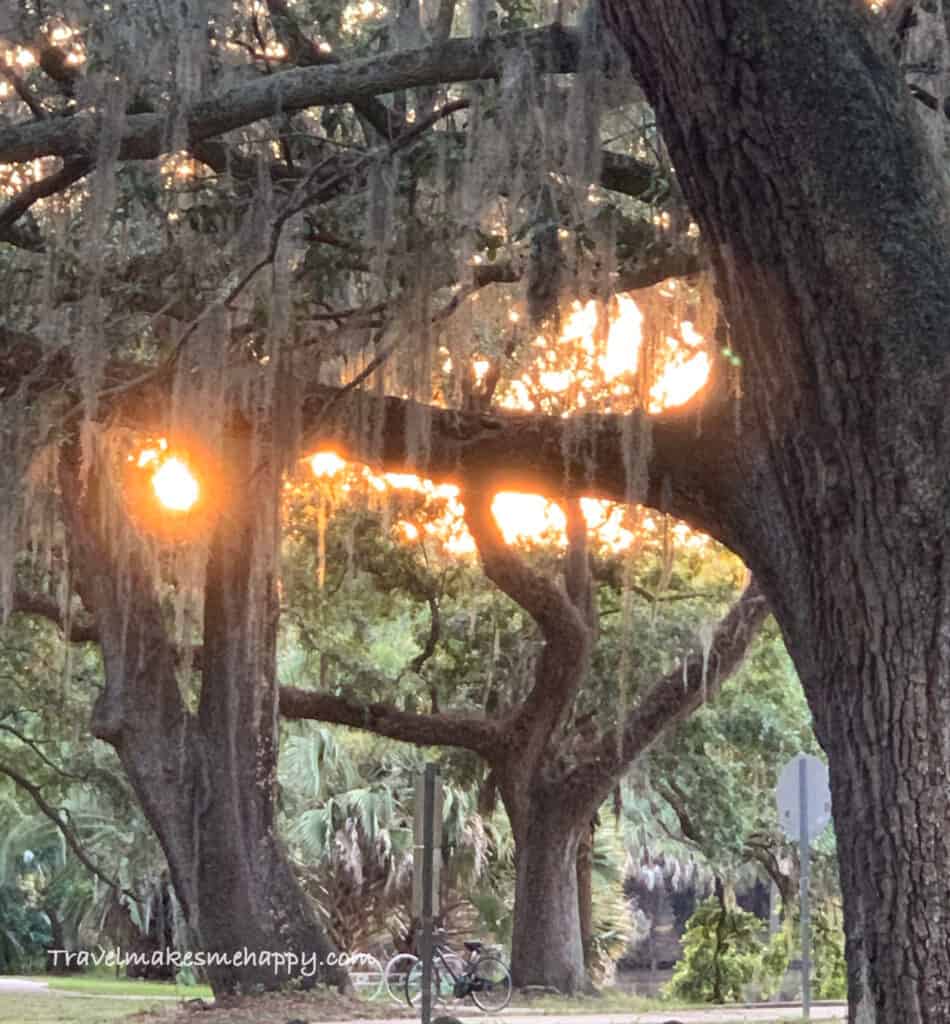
[599,2,950,1020]
[61,433,341,994]
[782,552,950,1023]
[190,433,339,992]
[510,810,586,993]
[500,770,592,995]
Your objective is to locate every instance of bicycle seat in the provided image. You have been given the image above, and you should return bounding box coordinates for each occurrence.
[463,940,483,952]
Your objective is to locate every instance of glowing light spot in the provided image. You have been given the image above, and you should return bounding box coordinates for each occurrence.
[152,458,200,512]
[492,493,565,544]
[310,452,346,478]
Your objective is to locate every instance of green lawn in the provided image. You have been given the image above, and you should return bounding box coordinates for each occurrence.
[37,976,212,999]
[0,993,166,1023]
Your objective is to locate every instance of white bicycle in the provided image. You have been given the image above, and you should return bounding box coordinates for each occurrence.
[347,952,385,1001]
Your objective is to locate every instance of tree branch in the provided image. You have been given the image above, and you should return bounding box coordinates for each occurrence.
[461,486,592,765]
[0,26,582,166]
[407,593,441,676]
[300,366,738,544]
[0,724,88,782]
[564,577,769,804]
[265,0,405,141]
[279,687,501,757]
[462,486,585,642]
[0,157,91,242]
[0,64,48,120]
[0,760,139,902]
[1,313,736,545]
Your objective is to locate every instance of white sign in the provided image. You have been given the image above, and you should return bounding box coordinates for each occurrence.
[775,754,831,843]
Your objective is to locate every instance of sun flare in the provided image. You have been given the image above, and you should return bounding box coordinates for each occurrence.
[149,455,200,512]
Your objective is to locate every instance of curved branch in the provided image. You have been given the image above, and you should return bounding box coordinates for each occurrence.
[462,486,585,643]
[564,577,769,805]
[0,157,92,244]
[0,761,139,902]
[461,487,592,763]
[279,687,501,758]
[0,724,87,782]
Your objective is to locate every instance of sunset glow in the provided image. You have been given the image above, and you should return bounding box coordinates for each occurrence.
[134,442,201,513]
[306,291,712,551]
[499,294,710,415]
[151,458,200,512]
[305,452,707,555]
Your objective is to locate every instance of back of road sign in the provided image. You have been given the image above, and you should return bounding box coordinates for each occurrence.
[775,754,831,843]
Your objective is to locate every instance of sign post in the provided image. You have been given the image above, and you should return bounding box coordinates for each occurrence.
[413,764,442,1024]
[775,754,831,1022]
[798,756,812,1019]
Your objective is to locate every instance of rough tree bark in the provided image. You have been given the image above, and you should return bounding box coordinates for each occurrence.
[58,431,341,994]
[596,2,950,1020]
[577,821,595,975]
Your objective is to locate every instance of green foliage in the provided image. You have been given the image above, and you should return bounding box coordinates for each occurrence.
[812,903,847,999]
[756,921,792,1000]
[666,896,765,1004]
[750,899,846,1002]
[587,819,633,984]
[0,881,51,972]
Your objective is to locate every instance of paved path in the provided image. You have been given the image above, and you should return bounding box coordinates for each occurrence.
[326,1010,844,1024]
[0,978,50,993]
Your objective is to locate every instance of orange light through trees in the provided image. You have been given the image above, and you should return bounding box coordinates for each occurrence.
[304,287,714,550]
[151,457,200,512]
[134,442,201,513]
[499,293,710,415]
[305,451,697,556]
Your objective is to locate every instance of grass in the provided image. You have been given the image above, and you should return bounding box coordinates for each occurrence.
[0,993,167,1023]
[37,976,213,999]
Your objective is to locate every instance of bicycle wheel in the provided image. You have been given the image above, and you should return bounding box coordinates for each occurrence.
[348,953,384,1001]
[383,953,418,1006]
[469,954,512,1012]
[406,957,445,1008]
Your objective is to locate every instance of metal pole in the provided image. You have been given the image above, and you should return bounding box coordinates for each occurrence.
[420,764,436,1024]
[798,756,811,1021]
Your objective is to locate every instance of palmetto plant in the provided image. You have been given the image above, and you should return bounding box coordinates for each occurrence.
[280,727,512,954]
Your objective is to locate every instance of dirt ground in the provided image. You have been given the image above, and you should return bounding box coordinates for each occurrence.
[127,990,415,1024]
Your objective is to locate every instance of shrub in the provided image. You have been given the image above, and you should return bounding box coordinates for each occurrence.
[0,884,51,972]
[666,896,764,1003]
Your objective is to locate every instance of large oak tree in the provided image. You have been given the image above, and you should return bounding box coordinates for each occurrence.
[282,487,768,992]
